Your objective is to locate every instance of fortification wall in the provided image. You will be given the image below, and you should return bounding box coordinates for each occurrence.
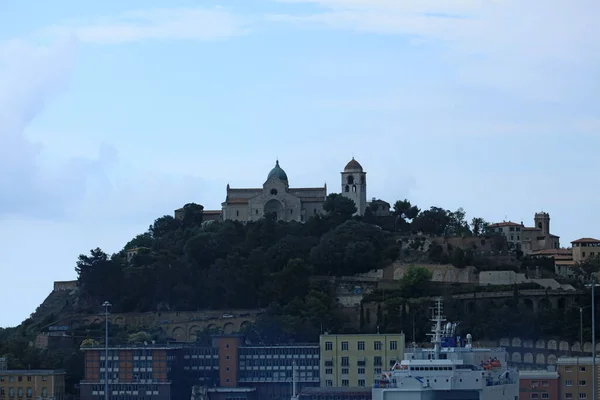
[53,280,77,291]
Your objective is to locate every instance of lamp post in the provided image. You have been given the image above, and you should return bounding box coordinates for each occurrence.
[591,277,596,400]
[102,301,111,400]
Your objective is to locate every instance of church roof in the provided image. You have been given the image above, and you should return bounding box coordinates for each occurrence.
[267,160,288,181]
[344,157,363,172]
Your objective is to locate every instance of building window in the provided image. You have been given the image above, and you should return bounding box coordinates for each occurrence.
[579,380,586,386]
[579,394,587,399]
[358,368,365,375]
[579,367,586,372]
[358,341,365,351]
[226,355,230,360]
[226,344,230,349]
[325,342,333,351]
[26,377,31,382]
[345,185,349,192]
[41,377,46,382]
[342,368,349,375]
[341,341,349,351]
[326,380,333,387]
[342,380,349,387]
[17,388,23,398]
[226,367,230,372]
[374,341,382,351]
[565,367,573,372]
[358,379,366,387]
[0,389,4,396]
[390,341,398,350]
[374,356,382,366]
[325,368,332,375]
[542,394,549,399]
[236,210,239,217]
[565,394,573,399]
[374,368,382,375]
[352,185,357,192]
[565,380,573,387]
[341,357,349,366]
[532,394,539,399]
[9,388,14,397]
[17,377,22,382]
[26,388,32,398]
[226,378,230,383]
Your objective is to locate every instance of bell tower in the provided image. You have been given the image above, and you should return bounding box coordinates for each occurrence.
[341,157,367,215]
[534,212,550,235]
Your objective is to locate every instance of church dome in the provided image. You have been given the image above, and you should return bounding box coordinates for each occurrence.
[344,157,363,172]
[267,160,288,181]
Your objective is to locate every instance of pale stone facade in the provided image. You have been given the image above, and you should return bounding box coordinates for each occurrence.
[489,212,560,255]
[341,157,367,216]
[175,158,370,223]
[221,160,331,222]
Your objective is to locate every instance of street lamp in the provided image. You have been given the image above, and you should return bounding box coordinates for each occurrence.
[102,301,111,400]
[590,277,596,400]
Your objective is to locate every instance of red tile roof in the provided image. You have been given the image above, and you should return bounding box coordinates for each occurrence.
[489,221,522,227]
[571,238,600,244]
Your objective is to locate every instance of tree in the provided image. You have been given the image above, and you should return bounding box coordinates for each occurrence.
[393,199,420,220]
[400,266,432,298]
[323,193,357,220]
[447,208,472,236]
[577,255,600,281]
[181,203,204,226]
[393,199,420,232]
[471,217,490,236]
[412,207,451,236]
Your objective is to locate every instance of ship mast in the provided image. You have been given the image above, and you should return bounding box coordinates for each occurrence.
[426,297,446,360]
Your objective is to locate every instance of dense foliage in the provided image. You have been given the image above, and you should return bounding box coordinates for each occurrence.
[3,195,600,396]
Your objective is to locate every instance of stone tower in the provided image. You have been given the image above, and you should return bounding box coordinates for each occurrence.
[341,157,367,215]
[534,211,550,235]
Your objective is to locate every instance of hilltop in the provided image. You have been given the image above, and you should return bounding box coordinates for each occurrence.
[2,194,598,396]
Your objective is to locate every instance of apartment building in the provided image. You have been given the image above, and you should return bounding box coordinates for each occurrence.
[79,344,180,400]
[319,333,405,388]
[519,370,560,400]
[557,357,599,400]
[0,369,66,400]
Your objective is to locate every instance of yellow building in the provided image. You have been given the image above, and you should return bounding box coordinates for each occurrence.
[319,333,405,388]
[557,357,599,400]
[571,238,600,262]
[0,369,66,400]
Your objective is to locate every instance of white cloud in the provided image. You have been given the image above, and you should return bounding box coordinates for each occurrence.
[43,7,249,44]
[269,0,600,100]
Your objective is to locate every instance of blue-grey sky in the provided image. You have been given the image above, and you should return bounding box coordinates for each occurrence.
[1,0,599,327]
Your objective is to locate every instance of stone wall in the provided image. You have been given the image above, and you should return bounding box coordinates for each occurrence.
[53,280,77,291]
[385,263,477,284]
[479,271,528,285]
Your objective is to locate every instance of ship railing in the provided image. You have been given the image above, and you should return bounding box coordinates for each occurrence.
[373,383,397,389]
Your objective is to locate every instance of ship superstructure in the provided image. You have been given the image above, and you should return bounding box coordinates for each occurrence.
[372,298,518,400]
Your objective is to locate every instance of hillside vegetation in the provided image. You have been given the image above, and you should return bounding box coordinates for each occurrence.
[2,195,598,396]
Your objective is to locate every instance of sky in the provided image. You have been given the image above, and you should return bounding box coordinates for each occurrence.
[1,0,599,327]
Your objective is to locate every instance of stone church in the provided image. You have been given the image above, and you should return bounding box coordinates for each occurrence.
[175,158,369,223]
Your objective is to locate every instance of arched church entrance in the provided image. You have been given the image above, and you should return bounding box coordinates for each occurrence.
[264,199,284,220]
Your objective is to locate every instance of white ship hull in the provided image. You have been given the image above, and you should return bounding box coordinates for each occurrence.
[373,382,518,400]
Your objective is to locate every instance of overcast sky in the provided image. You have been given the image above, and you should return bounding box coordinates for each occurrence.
[1,0,599,327]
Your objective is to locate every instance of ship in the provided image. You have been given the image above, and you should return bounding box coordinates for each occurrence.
[372,298,519,400]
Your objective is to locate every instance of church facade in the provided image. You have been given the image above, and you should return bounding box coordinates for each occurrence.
[222,157,371,222]
[175,158,369,223]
